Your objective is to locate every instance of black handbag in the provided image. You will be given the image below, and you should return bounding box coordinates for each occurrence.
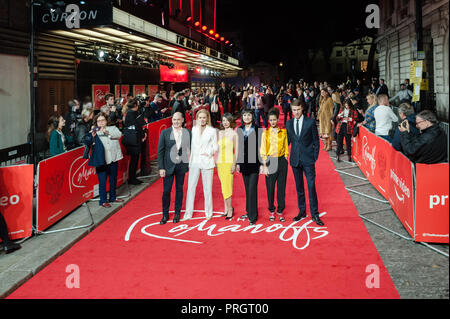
[122,126,139,146]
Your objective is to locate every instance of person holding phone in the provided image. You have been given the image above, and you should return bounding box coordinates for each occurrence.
[84,113,124,207]
[335,99,359,162]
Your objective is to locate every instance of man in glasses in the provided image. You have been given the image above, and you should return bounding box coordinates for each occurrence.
[398,110,447,164]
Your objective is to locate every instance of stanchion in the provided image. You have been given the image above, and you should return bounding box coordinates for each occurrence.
[35,202,94,235]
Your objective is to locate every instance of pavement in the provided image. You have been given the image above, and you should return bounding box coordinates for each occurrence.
[0,149,448,299]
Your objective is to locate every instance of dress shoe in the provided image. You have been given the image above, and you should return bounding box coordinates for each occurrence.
[173,215,180,223]
[160,216,169,225]
[312,215,325,226]
[111,199,124,203]
[348,157,353,162]
[240,214,248,220]
[101,203,111,208]
[293,211,307,221]
[336,155,342,162]
[249,221,256,226]
[4,242,21,254]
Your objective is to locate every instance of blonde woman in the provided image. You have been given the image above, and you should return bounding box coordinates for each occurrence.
[184,109,218,221]
[318,89,334,151]
[358,93,378,133]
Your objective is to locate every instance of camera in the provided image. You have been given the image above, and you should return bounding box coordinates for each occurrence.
[401,121,408,128]
[93,126,101,133]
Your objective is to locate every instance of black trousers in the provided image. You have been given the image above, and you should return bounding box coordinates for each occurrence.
[283,105,293,125]
[140,141,149,175]
[162,165,186,218]
[242,173,259,223]
[336,122,352,157]
[221,99,229,114]
[0,212,12,244]
[291,164,319,217]
[211,110,221,128]
[128,153,140,181]
[265,157,288,214]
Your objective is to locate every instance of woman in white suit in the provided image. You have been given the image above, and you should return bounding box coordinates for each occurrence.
[184,109,218,221]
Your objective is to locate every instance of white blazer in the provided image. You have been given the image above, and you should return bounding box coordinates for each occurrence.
[189,125,218,169]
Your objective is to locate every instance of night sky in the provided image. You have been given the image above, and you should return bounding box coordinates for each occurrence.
[217,0,379,66]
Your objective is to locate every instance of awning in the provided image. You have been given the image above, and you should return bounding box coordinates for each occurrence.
[43,7,241,74]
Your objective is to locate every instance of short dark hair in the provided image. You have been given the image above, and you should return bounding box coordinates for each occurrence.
[417,110,438,124]
[220,113,236,130]
[104,93,114,101]
[268,107,280,119]
[127,98,138,109]
[291,98,304,108]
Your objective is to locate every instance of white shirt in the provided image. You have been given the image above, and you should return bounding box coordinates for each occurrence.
[294,116,304,136]
[98,126,123,164]
[189,125,218,169]
[374,105,398,136]
[172,126,183,151]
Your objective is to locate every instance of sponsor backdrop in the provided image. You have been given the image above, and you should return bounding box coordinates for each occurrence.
[0,165,34,241]
[352,126,448,243]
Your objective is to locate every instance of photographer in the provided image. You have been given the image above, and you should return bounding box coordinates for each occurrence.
[123,98,147,184]
[83,113,124,208]
[398,110,447,164]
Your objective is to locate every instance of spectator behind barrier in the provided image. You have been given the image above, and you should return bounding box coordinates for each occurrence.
[373,94,398,143]
[392,103,419,153]
[47,114,73,157]
[74,108,94,147]
[398,110,448,164]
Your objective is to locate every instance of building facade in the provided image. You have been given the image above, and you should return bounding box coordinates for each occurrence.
[329,36,379,81]
[376,0,449,120]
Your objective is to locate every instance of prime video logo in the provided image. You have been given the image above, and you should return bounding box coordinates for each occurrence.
[366,4,380,29]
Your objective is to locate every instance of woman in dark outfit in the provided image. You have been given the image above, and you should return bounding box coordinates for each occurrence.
[123,98,147,185]
[236,108,263,226]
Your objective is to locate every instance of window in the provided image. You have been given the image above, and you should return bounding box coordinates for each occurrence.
[363,49,368,55]
[336,50,342,57]
[361,61,368,72]
[350,50,355,56]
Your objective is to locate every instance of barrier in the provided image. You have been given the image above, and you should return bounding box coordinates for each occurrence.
[36,146,129,233]
[352,126,449,243]
[0,165,34,240]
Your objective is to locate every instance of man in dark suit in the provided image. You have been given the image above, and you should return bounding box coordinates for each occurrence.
[376,79,389,97]
[218,81,230,114]
[157,112,192,224]
[286,99,324,226]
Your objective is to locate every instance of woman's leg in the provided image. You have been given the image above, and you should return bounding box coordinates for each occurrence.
[201,168,214,219]
[184,166,200,219]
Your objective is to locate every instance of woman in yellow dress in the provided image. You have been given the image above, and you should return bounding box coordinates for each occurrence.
[318,88,334,151]
[217,113,239,220]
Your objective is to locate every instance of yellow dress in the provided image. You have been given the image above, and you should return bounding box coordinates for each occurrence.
[217,136,235,200]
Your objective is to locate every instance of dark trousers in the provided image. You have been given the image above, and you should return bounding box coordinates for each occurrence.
[221,99,229,114]
[283,105,293,125]
[162,165,186,218]
[265,157,288,214]
[129,153,140,181]
[96,161,119,205]
[0,212,12,244]
[140,141,149,175]
[211,111,221,128]
[242,173,259,223]
[291,164,319,217]
[336,122,352,157]
[255,109,268,128]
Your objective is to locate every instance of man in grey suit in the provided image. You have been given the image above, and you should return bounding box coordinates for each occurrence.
[286,99,324,226]
[157,112,192,224]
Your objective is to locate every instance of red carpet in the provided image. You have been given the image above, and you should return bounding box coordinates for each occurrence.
[8,128,399,299]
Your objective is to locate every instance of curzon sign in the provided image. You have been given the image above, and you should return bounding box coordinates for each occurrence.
[37,2,113,30]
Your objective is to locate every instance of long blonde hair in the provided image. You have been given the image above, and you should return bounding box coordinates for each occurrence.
[195,108,212,126]
[366,93,377,106]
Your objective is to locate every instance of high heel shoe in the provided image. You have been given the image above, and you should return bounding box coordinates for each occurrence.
[225,208,234,220]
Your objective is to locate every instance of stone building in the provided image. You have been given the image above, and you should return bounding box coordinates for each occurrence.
[375,0,449,120]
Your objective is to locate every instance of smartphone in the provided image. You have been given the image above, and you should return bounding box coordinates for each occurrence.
[93,126,101,133]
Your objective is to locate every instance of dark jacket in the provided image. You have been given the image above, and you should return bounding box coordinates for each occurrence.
[262,93,275,113]
[124,109,146,155]
[400,124,447,164]
[392,114,419,152]
[236,124,262,175]
[157,127,192,176]
[286,116,320,167]
[171,100,185,116]
[83,133,106,167]
[218,87,229,103]
[74,120,91,147]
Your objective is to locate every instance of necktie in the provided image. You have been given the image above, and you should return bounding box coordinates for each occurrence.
[296,119,300,136]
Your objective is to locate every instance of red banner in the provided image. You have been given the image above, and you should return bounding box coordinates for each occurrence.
[387,147,415,238]
[92,84,110,110]
[0,165,33,240]
[352,126,390,199]
[415,163,449,243]
[37,146,129,232]
[159,62,188,83]
[147,85,159,101]
[133,85,146,97]
[146,118,173,161]
[115,85,130,104]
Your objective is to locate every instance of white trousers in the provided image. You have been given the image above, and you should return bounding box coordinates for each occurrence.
[184,167,214,219]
